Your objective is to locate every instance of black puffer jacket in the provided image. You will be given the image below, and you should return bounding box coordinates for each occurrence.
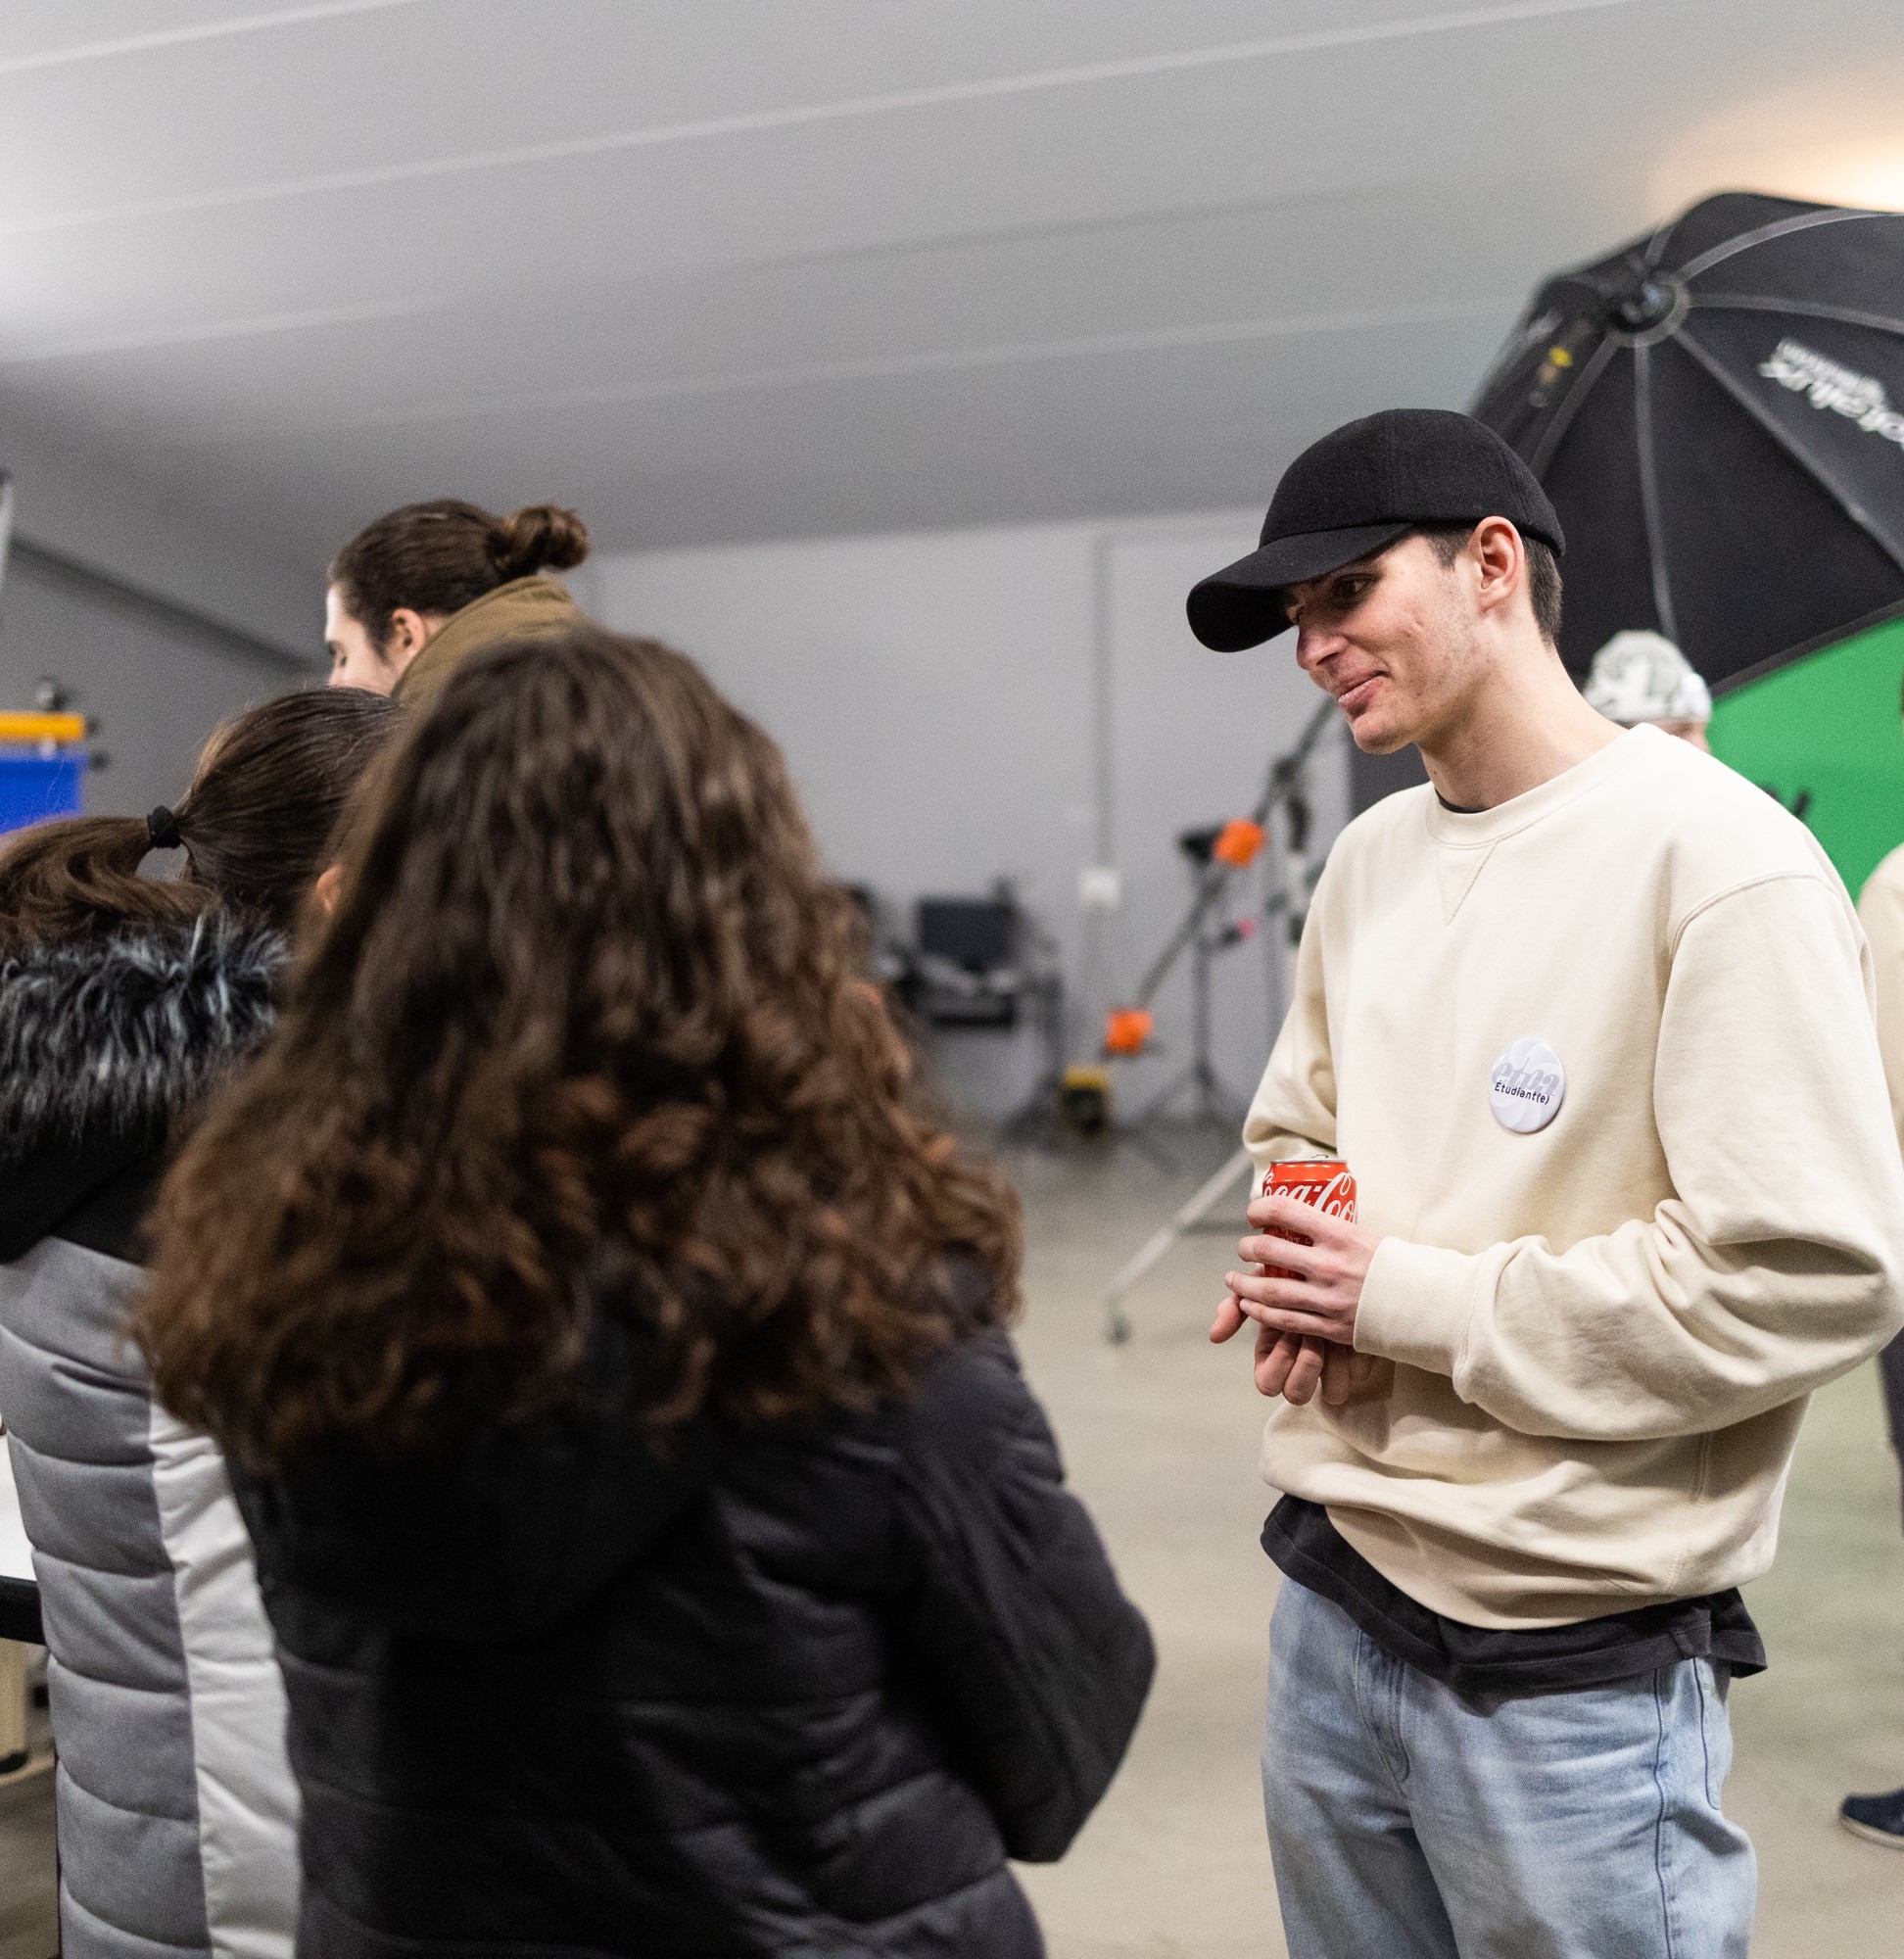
[236,1282,1154,1958]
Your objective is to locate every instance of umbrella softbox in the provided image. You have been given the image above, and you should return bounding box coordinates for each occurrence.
[1473,192,1904,693]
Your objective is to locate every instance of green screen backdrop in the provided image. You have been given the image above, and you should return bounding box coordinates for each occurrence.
[1708,614,1904,902]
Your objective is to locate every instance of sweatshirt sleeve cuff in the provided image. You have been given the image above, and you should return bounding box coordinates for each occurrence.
[1356,1237,1480,1377]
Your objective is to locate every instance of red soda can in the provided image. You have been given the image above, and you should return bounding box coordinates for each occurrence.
[1260,1159,1357,1276]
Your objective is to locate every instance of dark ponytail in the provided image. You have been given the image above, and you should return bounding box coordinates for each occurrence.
[0,688,400,953]
[328,499,590,649]
[0,815,186,950]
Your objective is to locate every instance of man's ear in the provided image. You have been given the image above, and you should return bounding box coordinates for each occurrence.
[314,863,344,919]
[385,607,441,670]
[1468,516,1527,619]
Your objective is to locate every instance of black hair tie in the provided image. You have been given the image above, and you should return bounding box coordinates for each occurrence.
[146,805,182,851]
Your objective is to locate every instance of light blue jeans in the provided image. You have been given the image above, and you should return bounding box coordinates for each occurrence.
[1261,1580,1757,1958]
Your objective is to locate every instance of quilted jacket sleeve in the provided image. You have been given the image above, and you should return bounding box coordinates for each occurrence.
[888,1330,1155,1862]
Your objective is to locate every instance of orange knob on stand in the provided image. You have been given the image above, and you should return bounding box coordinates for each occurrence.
[1104,1007,1155,1058]
[1213,818,1265,869]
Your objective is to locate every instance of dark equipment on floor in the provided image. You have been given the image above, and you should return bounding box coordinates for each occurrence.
[1472,192,1904,693]
[1059,1064,1113,1139]
[913,896,1024,1027]
[903,889,1070,1145]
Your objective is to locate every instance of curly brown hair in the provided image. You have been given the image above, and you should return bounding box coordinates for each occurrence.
[136,627,1020,1469]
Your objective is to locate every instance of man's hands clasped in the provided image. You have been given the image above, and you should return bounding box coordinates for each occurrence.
[1211,1191,1390,1407]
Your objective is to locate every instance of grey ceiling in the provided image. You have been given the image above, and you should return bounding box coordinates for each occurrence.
[3,0,1903,569]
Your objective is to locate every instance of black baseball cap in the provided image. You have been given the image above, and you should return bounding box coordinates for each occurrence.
[1186,408,1566,651]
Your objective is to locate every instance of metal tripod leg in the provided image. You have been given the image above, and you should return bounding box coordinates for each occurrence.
[1120,926,1247,1137]
[1101,1147,1254,1344]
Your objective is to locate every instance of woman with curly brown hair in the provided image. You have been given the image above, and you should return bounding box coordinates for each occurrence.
[137,625,1153,1959]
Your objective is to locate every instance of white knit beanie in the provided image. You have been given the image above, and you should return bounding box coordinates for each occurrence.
[1583,631,1713,725]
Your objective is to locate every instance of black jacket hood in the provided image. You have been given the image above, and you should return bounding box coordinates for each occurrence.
[235,1261,997,1642]
[236,1309,720,1645]
[0,917,284,1260]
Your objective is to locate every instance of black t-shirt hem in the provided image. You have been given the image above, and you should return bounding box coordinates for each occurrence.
[1262,1495,1766,1698]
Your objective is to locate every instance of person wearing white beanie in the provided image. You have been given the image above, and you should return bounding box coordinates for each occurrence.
[1841,673,1904,1851]
[1582,630,1713,748]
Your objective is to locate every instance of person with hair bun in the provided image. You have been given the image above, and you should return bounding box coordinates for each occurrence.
[0,687,399,1959]
[323,498,591,703]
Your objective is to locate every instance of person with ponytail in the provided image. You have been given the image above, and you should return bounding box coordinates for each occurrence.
[0,689,397,955]
[323,497,591,704]
[0,687,398,1959]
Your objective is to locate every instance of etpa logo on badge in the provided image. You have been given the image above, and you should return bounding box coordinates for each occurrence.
[1490,1037,1564,1134]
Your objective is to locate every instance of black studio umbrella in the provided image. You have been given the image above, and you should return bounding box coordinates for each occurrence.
[1473,193,1904,692]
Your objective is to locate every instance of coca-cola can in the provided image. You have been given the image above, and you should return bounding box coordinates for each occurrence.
[1259,1159,1357,1276]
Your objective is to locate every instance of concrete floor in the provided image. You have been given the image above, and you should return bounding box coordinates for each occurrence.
[0,1686,54,1959]
[1008,1131,1904,1959]
[1,1131,1899,1956]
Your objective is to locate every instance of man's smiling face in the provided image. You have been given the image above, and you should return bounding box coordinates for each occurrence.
[1283,533,1484,756]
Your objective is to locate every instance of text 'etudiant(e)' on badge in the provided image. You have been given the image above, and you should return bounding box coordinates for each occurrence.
[1491,1037,1564,1134]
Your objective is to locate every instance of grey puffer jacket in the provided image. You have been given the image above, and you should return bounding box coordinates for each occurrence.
[0,920,299,1959]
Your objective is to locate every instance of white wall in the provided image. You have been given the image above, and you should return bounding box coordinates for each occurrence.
[589,512,1348,1124]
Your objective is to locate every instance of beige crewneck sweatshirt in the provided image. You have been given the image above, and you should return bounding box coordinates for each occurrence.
[1857,841,1904,1148]
[1245,724,1904,1628]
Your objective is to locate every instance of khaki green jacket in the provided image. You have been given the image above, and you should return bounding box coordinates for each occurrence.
[393,576,581,709]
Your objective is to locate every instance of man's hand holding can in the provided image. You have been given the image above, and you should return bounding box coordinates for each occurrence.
[1211,1162,1388,1407]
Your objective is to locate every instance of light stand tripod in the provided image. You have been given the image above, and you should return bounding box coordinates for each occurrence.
[1101,696,1335,1342]
[1123,835,1256,1132]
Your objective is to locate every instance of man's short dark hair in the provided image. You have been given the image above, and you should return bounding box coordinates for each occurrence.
[1418,524,1563,647]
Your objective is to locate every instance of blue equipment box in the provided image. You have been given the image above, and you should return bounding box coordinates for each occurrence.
[0,751,86,836]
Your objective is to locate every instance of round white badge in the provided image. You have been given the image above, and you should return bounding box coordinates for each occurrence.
[1490,1037,1565,1134]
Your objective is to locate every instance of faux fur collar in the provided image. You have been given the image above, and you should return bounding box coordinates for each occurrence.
[0,918,283,1221]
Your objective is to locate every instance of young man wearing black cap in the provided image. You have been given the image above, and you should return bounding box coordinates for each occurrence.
[1191,407,1904,1957]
